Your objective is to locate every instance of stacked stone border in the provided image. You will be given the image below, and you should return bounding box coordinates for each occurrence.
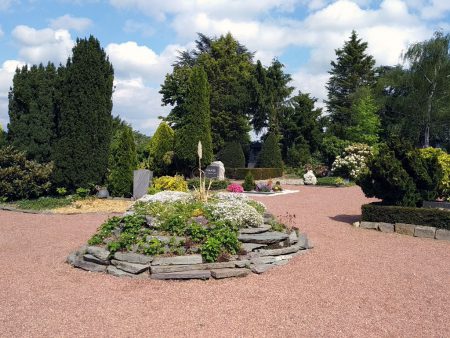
[354,221,450,241]
[67,212,313,280]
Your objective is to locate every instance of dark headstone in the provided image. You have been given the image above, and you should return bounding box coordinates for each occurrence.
[205,166,219,179]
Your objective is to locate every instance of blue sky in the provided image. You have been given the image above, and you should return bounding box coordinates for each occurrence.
[0,0,449,135]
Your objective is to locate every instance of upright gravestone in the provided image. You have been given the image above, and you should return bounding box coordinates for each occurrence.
[133,169,153,199]
[205,161,225,180]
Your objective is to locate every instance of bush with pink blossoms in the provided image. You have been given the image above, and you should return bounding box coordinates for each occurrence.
[226,183,244,193]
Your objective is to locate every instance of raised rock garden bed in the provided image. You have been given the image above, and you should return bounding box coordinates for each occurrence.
[67,191,312,280]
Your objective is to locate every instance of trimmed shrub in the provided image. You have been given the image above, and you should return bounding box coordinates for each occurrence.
[242,171,255,191]
[362,203,450,230]
[148,122,175,176]
[152,175,188,192]
[226,168,283,180]
[217,141,245,168]
[0,146,53,200]
[331,143,371,179]
[187,178,230,191]
[316,176,347,187]
[256,133,283,169]
[419,147,450,200]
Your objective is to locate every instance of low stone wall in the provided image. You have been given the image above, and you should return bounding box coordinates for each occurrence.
[355,221,450,241]
[67,226,313,280]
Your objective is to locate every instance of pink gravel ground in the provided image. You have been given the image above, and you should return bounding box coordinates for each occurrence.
[0,186,449,337]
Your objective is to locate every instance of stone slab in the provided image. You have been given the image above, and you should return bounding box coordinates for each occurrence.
[257,244,301,257]
[414,225,436,238]
[133,169,152,199]
[107,266,149,279]
[395,223,416,236]
[234,260,250,268]
[289,231,298,244]
[360,221,379,230]
[151,254,203,266]
[73,259,107,273]
[150,270,211,280]
[378,222,394,233]
[250,254,292,265]
[114,252,153,265]
[238,231,289,244]
[211,268,250,279]
[83,254,109,265]
[435,229,450,241]
[250,264,274,274]
[151,262,235,274]
[86,246,110,261]
[111,260,150,274]
[239,225,271,234]
[297,233,312,249]
[242,243,267,252]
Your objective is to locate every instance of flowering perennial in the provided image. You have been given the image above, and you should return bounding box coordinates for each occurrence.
[331,143,372,180]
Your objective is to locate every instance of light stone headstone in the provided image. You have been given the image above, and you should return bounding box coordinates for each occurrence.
[303,170,317,185]
[208,161,225,180]
[133,169,153,199]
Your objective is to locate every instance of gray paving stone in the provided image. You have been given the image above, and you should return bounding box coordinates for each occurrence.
[150,270,211,280]
[86,246,110,260]
[151,254,203,266]
[435,229,450,241]
[211,268,250,279]
[250,264,274,274]
[378,222,394,233]
[233,260,250,268]
[83,254,109,265]
[107,266,149,279]
[73,259,107,273]
[239,225,271,234]
[414,225,436,238]
[257,244,301,256]
[151,262,234,274]
[113,252,153,265]
[360,221,378,230]
[395,223,416,236]
[111,260,150,274]
[238,231,289,244]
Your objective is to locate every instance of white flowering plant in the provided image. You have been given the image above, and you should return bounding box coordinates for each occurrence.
[331,143,372,180]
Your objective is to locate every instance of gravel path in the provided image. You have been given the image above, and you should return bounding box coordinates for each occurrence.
[1,186,449,337]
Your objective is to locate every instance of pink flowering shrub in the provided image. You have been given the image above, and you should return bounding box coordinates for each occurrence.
[226,183,244,193]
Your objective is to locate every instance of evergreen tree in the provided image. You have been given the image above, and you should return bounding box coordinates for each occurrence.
[217,141,245,168]
[326,30,376,139]
[174,66,213,172]
[0,123,6,148]
[108,126,137,197]
[256,132,283,168]
[53,36,114,190]
[148,121,175,176]
[7,63,57,163]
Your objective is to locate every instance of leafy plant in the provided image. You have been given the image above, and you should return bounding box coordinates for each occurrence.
[75,187,90,198]
[56,187,67,196]
[331,143,372,180]
[242,171,255,191]
[152,175,188,192]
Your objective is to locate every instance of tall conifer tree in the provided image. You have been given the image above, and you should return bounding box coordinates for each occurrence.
[53,36,114,189]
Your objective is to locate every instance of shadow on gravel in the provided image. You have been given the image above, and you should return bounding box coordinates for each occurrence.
[329,214,360,224]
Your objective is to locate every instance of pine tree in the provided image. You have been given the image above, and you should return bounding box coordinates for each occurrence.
[326,30,376,139]
[256,132,283,169]
[0,123,6,148]
[108,126,137,197]
[148,121,175,176]
[174,66,213,172]
[52,36,114,189]
[7,63,57,163]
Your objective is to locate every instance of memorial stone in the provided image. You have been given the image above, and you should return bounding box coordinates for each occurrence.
[133,169,153,199]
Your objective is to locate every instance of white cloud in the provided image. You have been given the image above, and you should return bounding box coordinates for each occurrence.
[292,70,329,106]
[12,25,74,65]
[49,14,93,32]
[0,0,15,11]
[0,60,25,130]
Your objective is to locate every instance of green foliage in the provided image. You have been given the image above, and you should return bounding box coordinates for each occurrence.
[362,203,450,230]
[316,176,349,187]
[0,146,53,200]
[14,196,72,210]
[246,199,265,214]
[320,135,351,166]
[217,141,245,168]
[148,122,175,176]
[56,187,67,196]
[256,133,283,169]
[242,171,255,191]
[152,175,188,192]
[53,36,114,190]
[201,222,240,263]
[8,63,57,163]
[326,30,376,140]
[226,168,283,180]
[88,216,122,245]
[75,187,90,198]
[108,126,137,197]
[331,143,372,180]
[419,148,450,200]
[185,222,208,243]
[174,66,213,171]
[187,178,230,190]
[139,238,165,256]
[0,123,7,149]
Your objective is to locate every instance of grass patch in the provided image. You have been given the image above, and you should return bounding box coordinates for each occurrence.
[316,176,354,187]
[14,196,73,210]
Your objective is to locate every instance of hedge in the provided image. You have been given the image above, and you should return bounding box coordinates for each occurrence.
[226,168,283,180]
[361,203,450,230]
[187,178,230,191]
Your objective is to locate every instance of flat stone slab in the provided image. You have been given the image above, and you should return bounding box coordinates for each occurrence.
[250,254,292,265]
[83,254,109,265]
[86,246,110,260]
[73,259,107,273]
[395,223,415,236]
[435,229,450,241]
[234,260,250,268]
[360,221,378,230]
[239,225,271,234]
[289,231,298,244]
[297,233,312,249]
[150,270,211,280]
[250,264,274,274]
[238,231,289,244]
[414,225,436,238]
[151,261,235,274]
[107,266,148,279]
[111,260,150,274]
[114,252,153,265]
[151,254,203,266]
[211,268,250,279]
[257,244,302,256]
[242,243,267,252]
[378,222,394,233]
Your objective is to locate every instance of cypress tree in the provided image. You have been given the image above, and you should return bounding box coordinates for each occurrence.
[7,63,57,163]
[53,36,114,189]
[174,66,213,172]
[218,141,245,168]
[0,123,6,148]
[148,121,175,176]
[256,132,283,169]
[326,30,376,139]
[108,126,137,197]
